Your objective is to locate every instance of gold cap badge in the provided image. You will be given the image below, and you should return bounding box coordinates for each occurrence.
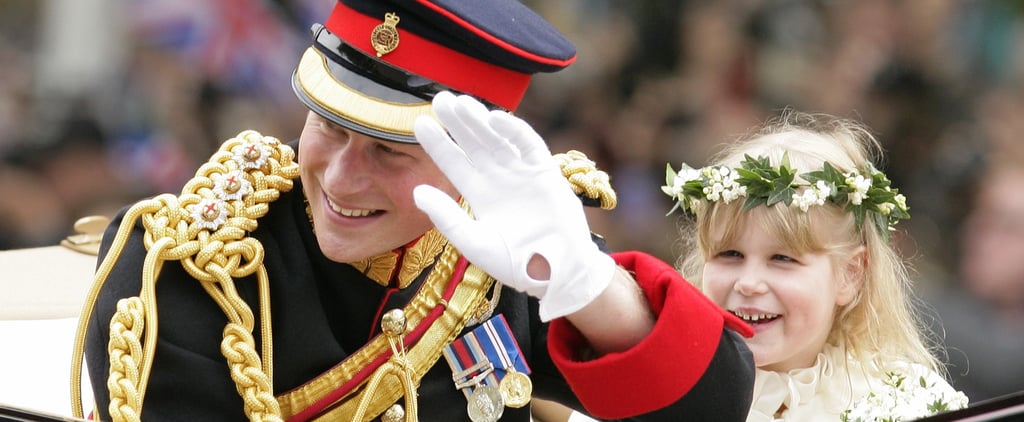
[371,12,400,57]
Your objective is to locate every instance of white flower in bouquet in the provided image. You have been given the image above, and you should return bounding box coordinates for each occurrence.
[841,371,968,422]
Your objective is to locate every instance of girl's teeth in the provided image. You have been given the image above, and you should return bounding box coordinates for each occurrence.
[732,311,780,322]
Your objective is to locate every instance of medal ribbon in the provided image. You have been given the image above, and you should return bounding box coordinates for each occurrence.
[444,315,530,397]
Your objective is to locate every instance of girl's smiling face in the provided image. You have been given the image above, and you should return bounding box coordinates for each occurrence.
[701,210,861,372]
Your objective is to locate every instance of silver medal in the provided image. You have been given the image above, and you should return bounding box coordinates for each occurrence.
[467,384,504,422]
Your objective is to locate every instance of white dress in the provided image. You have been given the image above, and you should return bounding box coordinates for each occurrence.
[747,344,963,421]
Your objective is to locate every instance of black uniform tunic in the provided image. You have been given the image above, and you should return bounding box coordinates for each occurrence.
[85,178,754,421]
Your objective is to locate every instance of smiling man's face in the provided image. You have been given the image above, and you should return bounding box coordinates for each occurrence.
[298,112,458,263]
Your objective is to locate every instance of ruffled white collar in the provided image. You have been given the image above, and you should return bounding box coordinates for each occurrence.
[747,344,959,421]
[748,344,865,421]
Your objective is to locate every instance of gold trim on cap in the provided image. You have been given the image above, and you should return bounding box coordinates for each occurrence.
[295,47,433,139]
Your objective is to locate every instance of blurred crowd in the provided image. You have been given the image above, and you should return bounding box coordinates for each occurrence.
[2,0,1023,403]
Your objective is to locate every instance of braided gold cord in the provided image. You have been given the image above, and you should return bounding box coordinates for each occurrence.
[554,150,618,209]
[71,196,168,418]
[106,297,144,422]
[70,130,298,422]
[223,323,283,421]
[351,358,419,422]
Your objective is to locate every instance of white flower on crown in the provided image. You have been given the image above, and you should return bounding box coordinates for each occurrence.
[668,167,701,201]
[846,172,872,205]
[662,155,910,237]
[877,202,896,215]
[792,180,832,211]
[894,194,907,210]
[678,167,702,184]
[701,166,746,203]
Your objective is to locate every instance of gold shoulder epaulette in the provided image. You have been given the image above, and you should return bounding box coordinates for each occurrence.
[70,130,300,422]
[554,150,617,210]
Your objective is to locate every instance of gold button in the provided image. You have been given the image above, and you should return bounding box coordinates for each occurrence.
[381,403,405,422]
[381,309,407,337]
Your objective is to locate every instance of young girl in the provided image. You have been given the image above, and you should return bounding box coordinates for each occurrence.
[662,111,968,421]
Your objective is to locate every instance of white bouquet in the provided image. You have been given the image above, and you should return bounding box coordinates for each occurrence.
[841,371,969,422]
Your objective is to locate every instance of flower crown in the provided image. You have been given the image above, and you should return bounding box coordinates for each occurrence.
[661,153,910,238]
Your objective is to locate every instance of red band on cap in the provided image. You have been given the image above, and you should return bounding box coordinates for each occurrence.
[326,3,531,110]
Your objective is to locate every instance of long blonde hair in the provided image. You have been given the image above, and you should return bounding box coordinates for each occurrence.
[676,110,941,374]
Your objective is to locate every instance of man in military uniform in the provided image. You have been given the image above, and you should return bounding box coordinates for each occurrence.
[74,0,755,420]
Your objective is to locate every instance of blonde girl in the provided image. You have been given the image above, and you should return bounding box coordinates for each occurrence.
[663,111,967,421]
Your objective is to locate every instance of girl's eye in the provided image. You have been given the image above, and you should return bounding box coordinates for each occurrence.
[772,254,796,263]
[717,250,743,259]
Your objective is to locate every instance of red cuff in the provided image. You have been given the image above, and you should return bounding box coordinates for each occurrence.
[547,251,752,419]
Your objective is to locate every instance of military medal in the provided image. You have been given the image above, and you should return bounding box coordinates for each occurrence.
[449,361,503,422]
[467,384,504,422]
[499,368,532,408]
[443,315,534,416]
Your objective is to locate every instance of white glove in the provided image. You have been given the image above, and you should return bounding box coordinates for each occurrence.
[413,92,616,321]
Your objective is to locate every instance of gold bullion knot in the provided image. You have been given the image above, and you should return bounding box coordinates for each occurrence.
[555,150,618,210]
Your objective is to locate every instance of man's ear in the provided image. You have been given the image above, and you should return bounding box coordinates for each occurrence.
[836,246,867,306]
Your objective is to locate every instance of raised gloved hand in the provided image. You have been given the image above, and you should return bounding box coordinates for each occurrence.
[413,92,616,321]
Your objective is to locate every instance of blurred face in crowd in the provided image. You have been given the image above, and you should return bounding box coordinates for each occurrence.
[960,167,1024,308]
[298,111,458,263]
[701,209,860,372]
